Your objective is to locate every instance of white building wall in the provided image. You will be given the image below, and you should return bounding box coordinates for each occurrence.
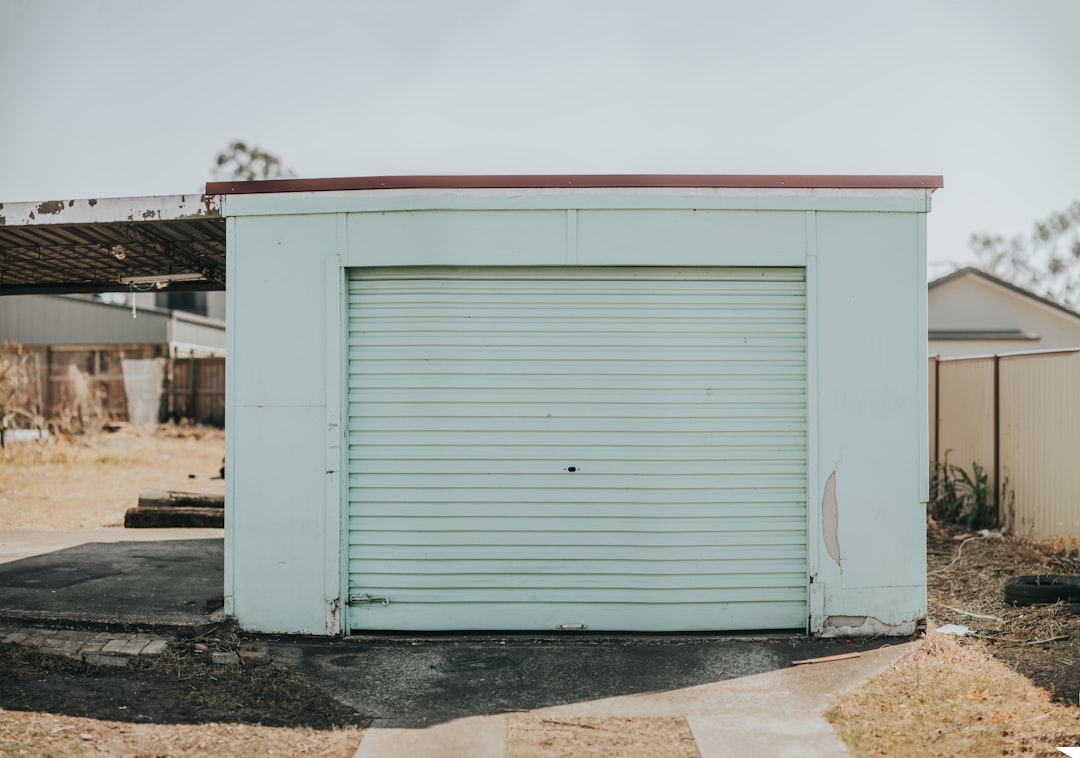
[929,274,1080,357]
[225,187,931,636]
[0,294,170,344]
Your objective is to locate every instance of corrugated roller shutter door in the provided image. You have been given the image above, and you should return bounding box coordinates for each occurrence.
[346,267,807,632]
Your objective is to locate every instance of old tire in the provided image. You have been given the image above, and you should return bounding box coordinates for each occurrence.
[1004,575,1080,606]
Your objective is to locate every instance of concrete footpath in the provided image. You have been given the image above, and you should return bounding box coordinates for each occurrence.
[271,635,914,758]
[351,646,912,757]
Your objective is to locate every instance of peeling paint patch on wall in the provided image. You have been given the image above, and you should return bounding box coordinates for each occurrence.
[822,470,841,568]
[325,598,340,636]
[822,615,917,637]
[35,200,65,216]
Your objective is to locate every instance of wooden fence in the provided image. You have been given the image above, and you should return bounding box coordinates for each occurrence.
[930,349,1080,539]
[15,345,224,428]
[169,356,226,426]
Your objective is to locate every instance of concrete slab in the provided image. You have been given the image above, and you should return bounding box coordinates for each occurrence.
[355,716,506,758]
[532,645,913,758]
[0,528,223,628]
[269,635,914,758]
[0,527,223,563]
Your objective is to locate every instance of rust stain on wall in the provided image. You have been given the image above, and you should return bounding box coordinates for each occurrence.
[822,470,841,568]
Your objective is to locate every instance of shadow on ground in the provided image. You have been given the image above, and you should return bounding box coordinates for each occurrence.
[271,634,901,728]
[0,540,223,628]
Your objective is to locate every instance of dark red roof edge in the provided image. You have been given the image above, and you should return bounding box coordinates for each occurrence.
[206,174,944,195]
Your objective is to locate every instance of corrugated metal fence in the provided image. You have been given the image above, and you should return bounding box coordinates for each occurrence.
[930,349,1080,539]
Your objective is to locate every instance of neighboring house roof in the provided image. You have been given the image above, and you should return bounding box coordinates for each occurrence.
[928,328,1040,341]
[928,266,1080,355]
[929,266,1080,328]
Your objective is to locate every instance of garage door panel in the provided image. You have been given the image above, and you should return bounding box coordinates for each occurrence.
[350,431,805,447]
[352,585,806,604]
[347,267,807,632]
[351,558,807,575]
[348,474,806,493]
[351,397,807,412]
[349,574,807,596]
[348,458,805,477]
[350,528,806,548]
[350,516,806,534]
[350,443,807,462]
[350,291,803,307]
[350,487,806,506]
[352,543,806,562]
[348,602,805,633]
[349,374,807,392]
[347,347,804,364]
[347,502,806,519]
[351,323,805,342]
[343,393,803,410]
[352,336,805,351]
[350,362,805,380]
[349,417,806,434]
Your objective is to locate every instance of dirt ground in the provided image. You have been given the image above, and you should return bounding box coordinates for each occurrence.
[0,626,367,757]
[0,424,224,528]
[5,428,1080,755]
[926,519,1080,704]
[827,521,1080,756]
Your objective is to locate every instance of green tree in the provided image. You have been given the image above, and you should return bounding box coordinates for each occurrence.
[971,201,1080,309]
[211,140,295,181]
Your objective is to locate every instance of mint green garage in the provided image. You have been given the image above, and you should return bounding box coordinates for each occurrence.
[218,175,940,637]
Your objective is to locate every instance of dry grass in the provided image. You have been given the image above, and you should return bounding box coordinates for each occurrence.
[0,425,224,528]
[505,715,700,758]
[0,709,363,758]
[826,630,1080,757]
[829,522,1080,756]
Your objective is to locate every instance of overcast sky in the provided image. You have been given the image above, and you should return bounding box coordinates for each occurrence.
[2,0,1078,270]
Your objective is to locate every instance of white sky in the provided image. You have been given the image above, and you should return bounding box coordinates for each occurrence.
[2,0,1078,270]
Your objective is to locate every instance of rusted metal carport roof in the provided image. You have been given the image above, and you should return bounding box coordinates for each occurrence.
[0,195,224,295]
[0,176,943,295]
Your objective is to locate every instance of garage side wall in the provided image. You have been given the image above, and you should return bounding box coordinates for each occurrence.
[225,213,342,634]
[811,212,927,636]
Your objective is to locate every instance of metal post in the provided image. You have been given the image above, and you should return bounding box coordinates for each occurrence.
[933,356,940,463]
[189,352,197,422]
[993,354,1000,521]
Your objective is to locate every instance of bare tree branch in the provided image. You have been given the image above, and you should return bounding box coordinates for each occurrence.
[210,141,295,182]
[971,201,1080,309]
